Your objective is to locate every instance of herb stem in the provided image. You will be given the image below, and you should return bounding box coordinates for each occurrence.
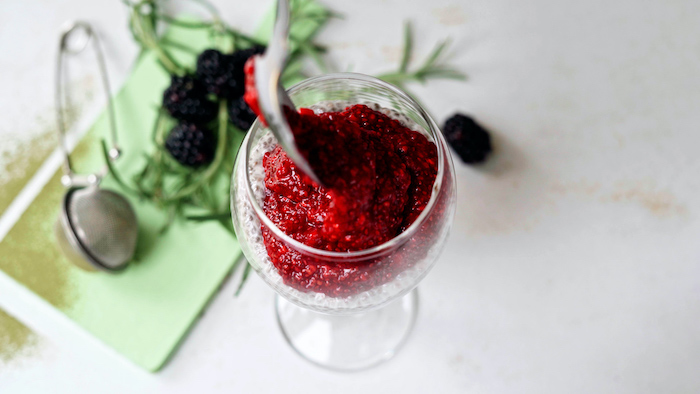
[129,1,185,75]
[235,262,252,296]
[100,140,141,195]
[377,23,466,88]
[160,38,198,55]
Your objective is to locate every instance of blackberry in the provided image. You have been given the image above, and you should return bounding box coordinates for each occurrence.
[195,47,267,100]
[232,45,266,65]
[165,123,217,168]
[230,45,266,94]
[228,96,257,131]
[442,113,492,164]
[196,49,241,99]
[163,75,217,124]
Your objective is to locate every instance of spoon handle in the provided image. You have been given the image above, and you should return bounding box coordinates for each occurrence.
[254,0,323,185]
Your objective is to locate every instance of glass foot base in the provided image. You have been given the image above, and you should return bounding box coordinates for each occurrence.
[275,290,419,371]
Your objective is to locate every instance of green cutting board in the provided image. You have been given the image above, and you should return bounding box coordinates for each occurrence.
[0,27,243,372]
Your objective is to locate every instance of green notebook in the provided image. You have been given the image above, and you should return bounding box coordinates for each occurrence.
[0,28,243,372]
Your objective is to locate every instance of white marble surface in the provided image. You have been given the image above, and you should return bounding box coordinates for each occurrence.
[1,0,700,392]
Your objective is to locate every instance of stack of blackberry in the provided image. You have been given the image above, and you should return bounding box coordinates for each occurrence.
[162,46,265,168]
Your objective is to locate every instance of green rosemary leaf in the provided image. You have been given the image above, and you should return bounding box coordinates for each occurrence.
[299,41,328,72]
[162,176,189,200]
[190,189,208,211]
[235,262,252,296]
[147,1,158,30]
[377,25,465,89]
[134,155,152,182]
[158,205,178,235]
[164,157,196,176]
[100,139,140,195]
[220,220,236,237]
[399,22,413,73]
[203,180,219,210]
[285,57,305,75]
[423,40,449,70]
[419,67,467,80]
[282,73,308,89]
[376,71,407,85]
[226,28,264,48]
[186,213,231,222]
[226,256,244,292]
[128,2,185,75]
[158,15,212,29]
[212,208,236,234]
[160,38,199,55]
[153,59,174,75]
[151,109,166,144]
[134,181,154,199]
[134,47,149,65]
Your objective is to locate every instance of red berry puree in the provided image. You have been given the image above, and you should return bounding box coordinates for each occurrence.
[244,58,438,296]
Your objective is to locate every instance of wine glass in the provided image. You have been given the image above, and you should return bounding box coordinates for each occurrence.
[231,73,456,371]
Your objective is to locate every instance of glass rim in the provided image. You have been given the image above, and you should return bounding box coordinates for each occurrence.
[241,72,446,259]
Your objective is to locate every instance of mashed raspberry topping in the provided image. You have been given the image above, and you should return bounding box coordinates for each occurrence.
[260,104,438,296]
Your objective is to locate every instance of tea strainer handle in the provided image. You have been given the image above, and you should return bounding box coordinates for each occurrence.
[55,21,120,188]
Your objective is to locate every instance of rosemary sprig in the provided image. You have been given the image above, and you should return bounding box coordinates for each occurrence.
[128,1,185,75]
[186,213,231,222]
[377,22,466,90]
[160,38,199,55]
[120,0,333,214]
[100,139,141,196]
[235,262,252,296]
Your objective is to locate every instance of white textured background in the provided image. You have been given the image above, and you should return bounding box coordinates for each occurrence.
[1,0,700,392]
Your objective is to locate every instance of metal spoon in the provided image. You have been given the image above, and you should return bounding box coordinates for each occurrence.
[54,21,138,272]
[252,0,322,185]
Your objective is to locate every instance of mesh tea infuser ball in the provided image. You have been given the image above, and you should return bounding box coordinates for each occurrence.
[54,21,137,272]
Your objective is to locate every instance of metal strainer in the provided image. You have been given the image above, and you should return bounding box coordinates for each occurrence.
[54,21,137,272]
